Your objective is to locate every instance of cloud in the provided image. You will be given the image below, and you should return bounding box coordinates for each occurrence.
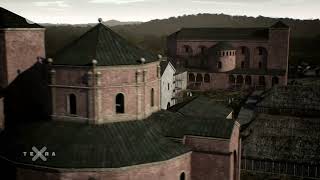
[33,1,69,7]
[191,0,249,6]
[88,0,147,4]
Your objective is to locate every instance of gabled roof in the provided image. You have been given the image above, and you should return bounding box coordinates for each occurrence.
[160,58,176,76]
[0,7,43,29]
[53,23,158,66]
[172,27,269,41]
[270,21,289,29]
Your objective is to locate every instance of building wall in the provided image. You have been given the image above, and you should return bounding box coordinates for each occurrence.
[51,61,161,124]
[16,152,191,180]
[171,30,289,90]
[3,29,45,87]
[161,63,176,109]
[184,130,241,180]
[0,31,6,88]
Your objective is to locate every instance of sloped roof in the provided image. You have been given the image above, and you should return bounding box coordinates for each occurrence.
[159,96,235,139]
[271,21,289,29]
[150,110,235,139]
[0,7,43,29]
[209,42,235,51]
[0,120,190,168]
[53,23,158,66]
[173,27,269,40]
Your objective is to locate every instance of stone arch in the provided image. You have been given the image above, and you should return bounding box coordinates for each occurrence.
[196,73,203,82]
[68,94,77,115]
[259,76,266,86]
[180,172,185,180]
[236,75,244,85]
[204,74,210,83]
[245,75,252,85]
[229,75,235,84]
[116,93,125,114]
[272,76,279,86]
[217,61,222,69]
[188,73,195,82]
[183,45,193,55]
[198,45,206,54]
[239,46,250,68]
[256,47,268,69]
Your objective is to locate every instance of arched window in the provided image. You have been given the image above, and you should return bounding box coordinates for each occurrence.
[116,93,125,114]
[69,94,77,115]
[229,75,235,84]
[258,62,262,69]
[199,46,206,54]
[183,45,192,54]
[218,61,222,69]
[189,73,195,82]
[245,76,252,85]
[167,102,171,109]
[236,75,244,85]
[259,76,266,86]
[196,74,203,82]
[151,88,155,107]
[272,76,279,86]
[241,61,245,69]
[204,74,210,83]
[222,51,225,56]
[167,83,170,90]
[180,172,185,180]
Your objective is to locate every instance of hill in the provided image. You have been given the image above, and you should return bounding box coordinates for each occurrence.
[45,13,320,67]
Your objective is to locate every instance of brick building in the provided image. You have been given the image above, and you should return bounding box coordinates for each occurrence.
[167,22,290,90]
[0,8,241,180]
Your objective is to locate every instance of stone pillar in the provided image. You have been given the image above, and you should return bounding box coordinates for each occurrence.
[87,71,95,123]
[136,70,143,120]
[50,69,57,117]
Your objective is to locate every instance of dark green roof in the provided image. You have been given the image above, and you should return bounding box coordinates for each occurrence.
[210,42,235,51]
[0,7,43,29]
[228,68,286,76]
[173,27,269,40]
[53,23,158,66]
[0,120,190,169]
[257,86,320,112]
[270,21,289,29]
[155,96,235,139]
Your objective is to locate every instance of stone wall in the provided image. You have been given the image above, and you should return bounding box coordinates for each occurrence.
[16,152,191,180]
[185,125,241,180]
[51,61,161,124]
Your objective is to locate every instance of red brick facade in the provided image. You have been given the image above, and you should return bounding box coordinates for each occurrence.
[16,152,191,180]
[0,29,45,87]
[51,61,161,124]
[168,27,290,91]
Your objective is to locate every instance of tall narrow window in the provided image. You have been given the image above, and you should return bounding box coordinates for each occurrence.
[116,93,125,114]
[151,88,155,107]
[180,172,185,180]
[218,61,222,69]
[241,61,245,69]
[69,94,77,115]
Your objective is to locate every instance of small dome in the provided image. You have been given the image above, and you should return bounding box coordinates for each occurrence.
[211,42,235,51]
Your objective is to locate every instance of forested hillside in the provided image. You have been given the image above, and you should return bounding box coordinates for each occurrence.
[45,13,320,66]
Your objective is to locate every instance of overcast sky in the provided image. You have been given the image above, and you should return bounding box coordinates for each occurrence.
[1,0,319,24]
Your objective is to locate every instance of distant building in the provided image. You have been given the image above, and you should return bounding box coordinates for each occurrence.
[167,22,290,90]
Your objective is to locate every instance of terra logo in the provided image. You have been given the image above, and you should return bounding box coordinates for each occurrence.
[23,146,56,161]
